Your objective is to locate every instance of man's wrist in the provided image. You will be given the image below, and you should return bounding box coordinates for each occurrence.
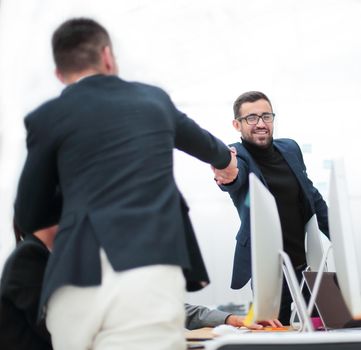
[225,314,244,327]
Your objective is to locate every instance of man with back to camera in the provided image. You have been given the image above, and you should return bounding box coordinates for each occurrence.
[14,18,238,350]
[213,91,329,325]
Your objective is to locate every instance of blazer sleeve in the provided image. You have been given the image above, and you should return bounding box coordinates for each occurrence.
[14,113,62,234]
[308,176,329,237]
[170,101,231,169]
[219,158,248,193]
[3,243,51,342]
[184,303,231,330]
[217,142,250,195]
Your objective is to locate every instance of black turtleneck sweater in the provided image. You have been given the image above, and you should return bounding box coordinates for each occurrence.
[242,138,310,268]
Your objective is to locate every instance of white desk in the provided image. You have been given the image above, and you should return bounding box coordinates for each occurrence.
[206,329,361,350]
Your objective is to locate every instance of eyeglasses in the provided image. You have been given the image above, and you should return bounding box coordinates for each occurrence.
[236,112,275,125]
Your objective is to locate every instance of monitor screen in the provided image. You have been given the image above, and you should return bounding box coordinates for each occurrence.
[328,158,361,319]
[249,173,283,322]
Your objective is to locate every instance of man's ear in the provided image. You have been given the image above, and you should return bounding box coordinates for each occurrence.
[102,46,118,74]
[55,68,66,84]
[232,119,242,132]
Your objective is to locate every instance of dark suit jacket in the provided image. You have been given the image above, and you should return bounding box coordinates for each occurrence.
[14,74,231,313]
[220,139,329,289]
[0,235,52,350]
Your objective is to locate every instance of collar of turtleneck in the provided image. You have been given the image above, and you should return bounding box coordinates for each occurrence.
[241,137,275,160]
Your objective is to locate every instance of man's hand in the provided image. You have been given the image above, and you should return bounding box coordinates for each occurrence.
[226,314,283,330]
[212,147,238,185]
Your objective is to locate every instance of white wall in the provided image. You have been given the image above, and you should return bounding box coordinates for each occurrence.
[1,0,361,308]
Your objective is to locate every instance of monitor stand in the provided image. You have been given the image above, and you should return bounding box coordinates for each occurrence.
[287,245,332,331]
[279,251,314,332]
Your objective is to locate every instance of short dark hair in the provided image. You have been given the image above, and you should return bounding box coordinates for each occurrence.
[233,91,273,118]
[52,18,111,74]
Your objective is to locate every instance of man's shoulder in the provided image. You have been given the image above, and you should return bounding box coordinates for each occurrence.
[130,80,170,99]
[25,97,60,124]
[228,142,255,162]
[84,75,168,96]
[274,138,300,150]
[229,141,246,153]
[274,139,305,163]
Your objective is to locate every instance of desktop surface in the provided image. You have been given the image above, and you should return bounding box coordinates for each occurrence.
[186,326,294,350]
[206,329,361,350]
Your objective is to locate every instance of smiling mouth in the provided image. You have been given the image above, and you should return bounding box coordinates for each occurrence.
[253,130,268,135]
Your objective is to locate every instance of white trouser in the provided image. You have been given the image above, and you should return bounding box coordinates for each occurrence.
[46,249,186,350]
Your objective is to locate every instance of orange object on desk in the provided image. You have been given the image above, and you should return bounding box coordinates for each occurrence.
[263,326,289,331]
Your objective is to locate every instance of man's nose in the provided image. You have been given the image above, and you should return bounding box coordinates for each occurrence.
[256,116,266,126]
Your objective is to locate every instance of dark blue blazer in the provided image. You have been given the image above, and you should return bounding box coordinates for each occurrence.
[14,75,232,314]
[220,138,329,289]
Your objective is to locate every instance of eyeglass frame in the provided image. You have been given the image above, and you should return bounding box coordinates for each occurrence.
[236,112,275,125]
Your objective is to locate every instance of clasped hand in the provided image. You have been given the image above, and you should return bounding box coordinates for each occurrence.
[212,147,238,185]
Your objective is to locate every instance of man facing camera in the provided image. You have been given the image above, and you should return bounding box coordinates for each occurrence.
[213,91,329,324]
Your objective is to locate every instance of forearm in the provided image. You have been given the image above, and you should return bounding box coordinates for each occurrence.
[185,304,230,329]
[175,112,231,169]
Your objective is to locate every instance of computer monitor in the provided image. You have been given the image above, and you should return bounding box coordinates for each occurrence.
[249,173,283,321]
[328,158,361,320]
[249,174,313,331]
[305,214,329,272]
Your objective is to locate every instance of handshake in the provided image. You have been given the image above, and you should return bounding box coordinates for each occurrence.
[212,147,238,185]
